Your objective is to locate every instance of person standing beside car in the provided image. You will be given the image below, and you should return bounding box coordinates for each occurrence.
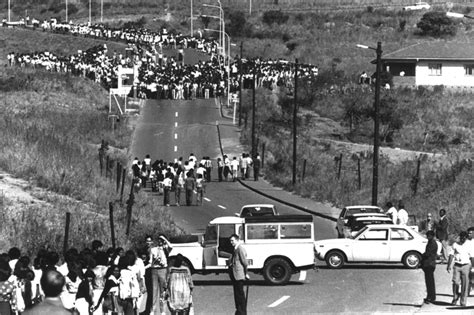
[228,234,249,315]
[397,202,408,225]
[385,202,398,224]
[421,230,438,304]
[436,209,449,264]
[447,231,473,307]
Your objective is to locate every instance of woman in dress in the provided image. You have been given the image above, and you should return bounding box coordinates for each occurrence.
[0,259,17,315]
[92,265,122,315]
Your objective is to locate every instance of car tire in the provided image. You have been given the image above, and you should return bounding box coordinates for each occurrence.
[263,258,292,285]
[402,251,421,269]
[325,250,345,269]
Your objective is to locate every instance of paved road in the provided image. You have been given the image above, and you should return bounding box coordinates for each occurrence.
[128,97,474,313]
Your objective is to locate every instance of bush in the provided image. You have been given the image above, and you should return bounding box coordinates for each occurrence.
[416,11,457,37]
[262,10,289,25]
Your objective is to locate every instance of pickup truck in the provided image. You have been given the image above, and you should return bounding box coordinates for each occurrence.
[169,215,316,285]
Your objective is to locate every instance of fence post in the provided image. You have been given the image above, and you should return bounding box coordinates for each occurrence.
[99,151,104,176]
[126,179,135,236]
[120,169,126,202]
[106,156,110,179]
[63,212,71,255]
[302,159,307,182]
[337,153,343,180]
[261,143,265,169]
[412,158,422,195]
[116,163,121,192]
[357,157,361,190]
[109,202,116,249]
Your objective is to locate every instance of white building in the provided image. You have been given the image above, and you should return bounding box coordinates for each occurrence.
[381,41,474,89]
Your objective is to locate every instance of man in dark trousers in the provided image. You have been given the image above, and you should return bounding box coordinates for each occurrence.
[421,230,438,304]
[184,169,196,206]
[228,234,249,315]
[252,154,261,181]
[436,209,449,263]
[24,270,72,314]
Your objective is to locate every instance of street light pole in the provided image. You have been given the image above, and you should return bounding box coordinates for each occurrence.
[89,0,91,25]
[101,0,103,23]
[251,67,256,158]
[292,59,298,186]
[8,0,10,22]
[238,41,243,127]
[356,42,382,206]
[190,0,193,37]
[372,42,382,206]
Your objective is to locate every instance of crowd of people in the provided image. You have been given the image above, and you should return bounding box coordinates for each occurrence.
[130,152,261,207]
[5,20,319,101]
[0,235,194,315]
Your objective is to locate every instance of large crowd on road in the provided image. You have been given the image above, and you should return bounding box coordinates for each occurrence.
[5,20,319,100]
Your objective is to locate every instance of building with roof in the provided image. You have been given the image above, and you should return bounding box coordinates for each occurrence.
[381,41,474,89]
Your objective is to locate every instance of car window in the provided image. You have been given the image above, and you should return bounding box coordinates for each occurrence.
[204,225,217,244]
[280,224,312,239]
[218,224,236,254]
[358,229,388,240]
[390,228,413,241]
[247,224,278,240]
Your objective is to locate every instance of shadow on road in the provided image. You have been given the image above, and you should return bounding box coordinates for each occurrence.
[316,264,407,270]
[383,302,422,308]
[446,306,474,310]
[193,279,304,287]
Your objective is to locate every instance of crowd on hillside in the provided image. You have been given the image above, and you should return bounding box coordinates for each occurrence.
[5,20,319,100]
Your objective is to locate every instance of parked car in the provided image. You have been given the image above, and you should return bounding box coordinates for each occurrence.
[403,2,431,11]
[343,215,393,238]
[236,204,277,218]
[336,205,384,238]
[169,215,315,285]
[315,224,427,269]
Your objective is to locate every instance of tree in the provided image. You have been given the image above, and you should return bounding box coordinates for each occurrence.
[416,11,457,37]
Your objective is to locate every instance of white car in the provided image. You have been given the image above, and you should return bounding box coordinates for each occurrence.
[315,224,427,269]
[336,205,385,238]
[403,2,431,11]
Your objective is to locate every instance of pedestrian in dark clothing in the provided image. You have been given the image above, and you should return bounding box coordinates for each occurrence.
[436,209,449,263]
[422,230,438,304]
[252,155,261,181]
[217,158,224,182]
[184,170,196,206]
[228,234,249,315]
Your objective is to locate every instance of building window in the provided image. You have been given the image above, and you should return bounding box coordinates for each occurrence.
[428,63,442,76]
[465,65,474,76]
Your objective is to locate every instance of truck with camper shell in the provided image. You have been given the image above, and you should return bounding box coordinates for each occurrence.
[168,215,315,285]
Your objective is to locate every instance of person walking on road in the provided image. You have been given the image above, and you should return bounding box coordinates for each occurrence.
[228,234,249,315]
[217,158,224,182]
[174,171,184,206]
[163,174,173,206]
[436,209,449,264]
[184,170,196,206]
[252,154,261,181]
[447,231,473,307]
[231,157,239,182]
[421,230,438,304]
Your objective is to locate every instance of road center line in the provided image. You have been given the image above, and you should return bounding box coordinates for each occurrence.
[174,146,177,152]
[218,205,226,209]
[174,133,178,139]
[175,122,178,127]
[204,197,211,202]
[175,112,178,117]
[268,296,290,308]
[298,271,307,281]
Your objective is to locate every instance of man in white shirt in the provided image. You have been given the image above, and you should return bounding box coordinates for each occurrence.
[447,231,473,306]
[397,202,409,225]
[385,202,398,224]
[230,157,240,182]
[467,227,474,297]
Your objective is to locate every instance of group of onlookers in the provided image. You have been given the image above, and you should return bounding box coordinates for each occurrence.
[0,236,193,315]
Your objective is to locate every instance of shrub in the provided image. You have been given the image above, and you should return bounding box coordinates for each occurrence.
[416,11,457,37]
[262,10,289,25]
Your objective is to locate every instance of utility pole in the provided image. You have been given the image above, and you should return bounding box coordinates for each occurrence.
[238,41,243,126]
[66,0,68,23]
[372,42,382,206]
[190,0,193,37]
[251,67,256,157]
[292,59,298,186]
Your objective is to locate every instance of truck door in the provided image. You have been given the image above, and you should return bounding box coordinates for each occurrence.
[217,224,237,266]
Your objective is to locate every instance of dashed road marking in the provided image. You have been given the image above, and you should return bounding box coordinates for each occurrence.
[174,146,177,152]
[175,122,178,127]
[298,271,307,281]
[175,112,179,117]
[204,197,211,202]
[268,296,290,308]
[174,133,178,139]
[218,205,226,209]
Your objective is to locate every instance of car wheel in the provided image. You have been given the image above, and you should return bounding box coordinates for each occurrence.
[325,250,345,269]
[403,251,421,269]
[263,258,292,285]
